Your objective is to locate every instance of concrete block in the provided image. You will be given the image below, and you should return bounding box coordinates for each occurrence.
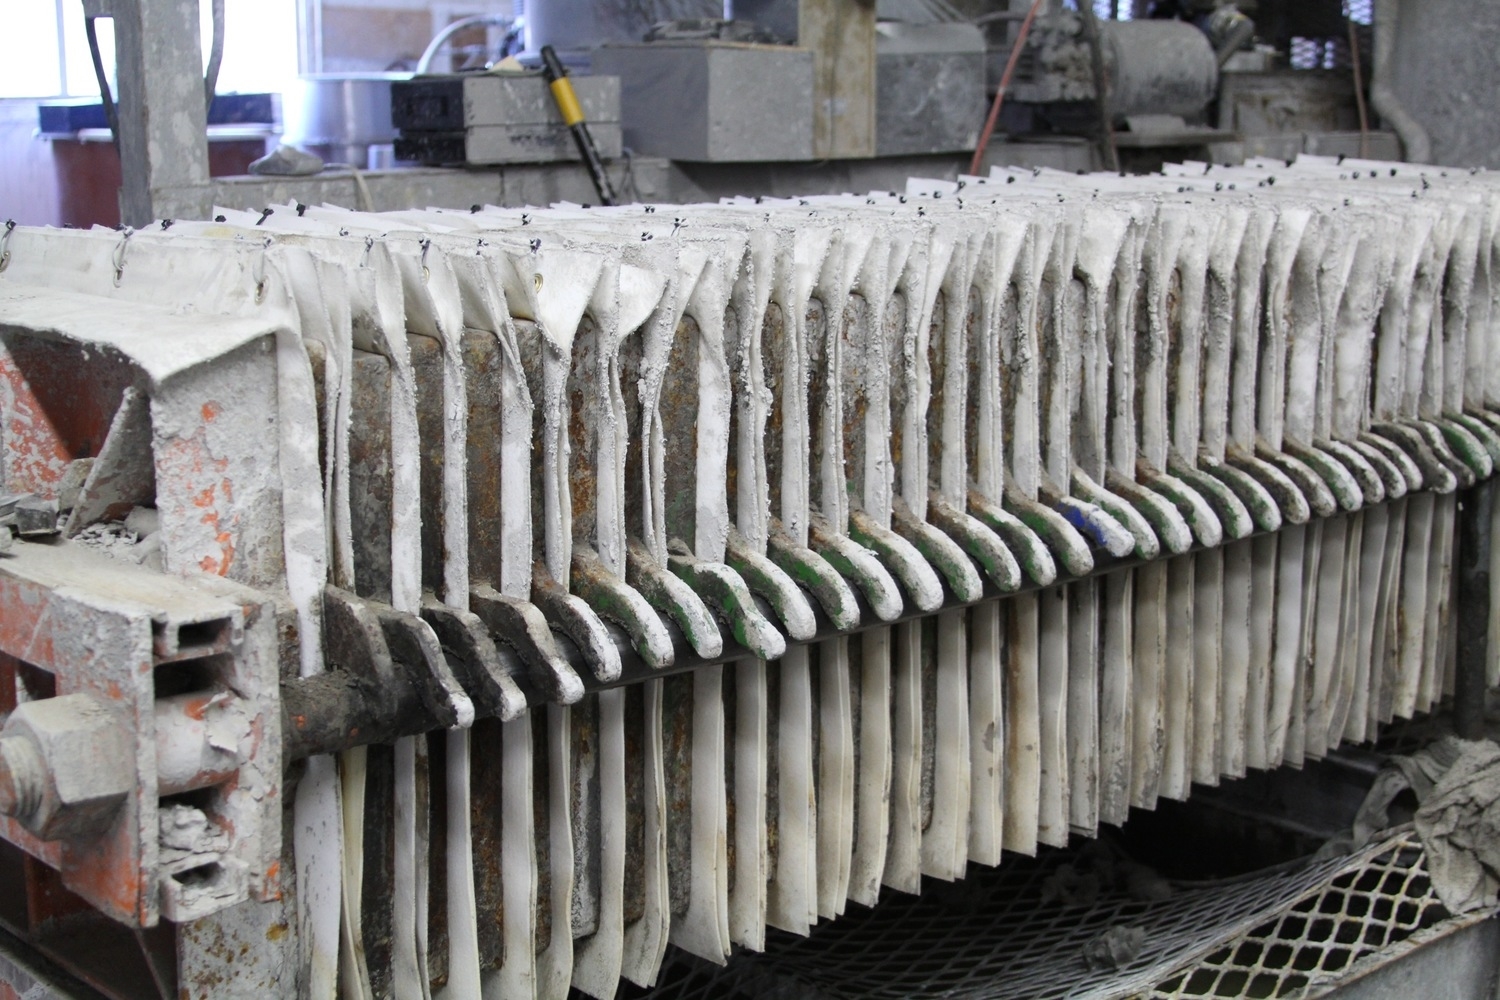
[392,73,619,130]
[393,73,620,166]
[592,42,816,162]
[875,22,986,157]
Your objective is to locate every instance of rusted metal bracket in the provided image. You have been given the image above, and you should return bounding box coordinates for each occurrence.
[0,540,279,928]
[282,587,477,760]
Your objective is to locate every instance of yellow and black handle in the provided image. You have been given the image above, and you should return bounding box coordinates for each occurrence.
[540,46,617,207]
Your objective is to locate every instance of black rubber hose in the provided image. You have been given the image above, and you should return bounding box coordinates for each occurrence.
[85,16,119,149]
[204,0,226,112]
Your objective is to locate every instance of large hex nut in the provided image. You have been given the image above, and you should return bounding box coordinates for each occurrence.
[0,693,133,841]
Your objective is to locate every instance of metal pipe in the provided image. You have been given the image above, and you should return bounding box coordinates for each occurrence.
[1368,0,1430,163]
[279,496,1322,761]
[84,16,119,148]
[415,13,515,76]
[1077,1,1118,172]
[203,0,225,110]
[969,0,1045,176]
[1348,14,1371,159]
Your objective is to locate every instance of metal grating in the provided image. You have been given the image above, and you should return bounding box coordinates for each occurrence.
[620,831,1455,1000]
[1148,832,1445,998]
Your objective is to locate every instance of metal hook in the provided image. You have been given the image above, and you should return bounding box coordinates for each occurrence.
[253,239,271,304]
[0,219,15,273]
[112,227,134,286]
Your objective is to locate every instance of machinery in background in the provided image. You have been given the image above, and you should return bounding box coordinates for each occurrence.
[521,0,1389,167]
[277,0,1402,176]
[998,10,1226,144]
[390,70,622,167]
[982,0,1412,167]
[281,74,410,169]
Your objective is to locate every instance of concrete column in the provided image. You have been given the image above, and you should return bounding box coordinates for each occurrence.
[111,0,212,226]
[800,0,877,159]
[726,0,877,159]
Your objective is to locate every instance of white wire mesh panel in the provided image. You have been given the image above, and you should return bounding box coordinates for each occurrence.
[616,830,1465,1000]
[1148,831,1448,999]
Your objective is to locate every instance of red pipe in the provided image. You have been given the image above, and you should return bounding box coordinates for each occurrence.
[969,0,1048,178]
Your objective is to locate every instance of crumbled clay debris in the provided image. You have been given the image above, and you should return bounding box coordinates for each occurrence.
[72,521,141,555]
[71,506,164,570]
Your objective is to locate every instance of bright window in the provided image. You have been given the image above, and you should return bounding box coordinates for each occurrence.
[3,0,298,100]
[0,0,64,97]
[1091,0,1134,19]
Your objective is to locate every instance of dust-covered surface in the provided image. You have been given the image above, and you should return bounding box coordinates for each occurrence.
[70,507,163,570]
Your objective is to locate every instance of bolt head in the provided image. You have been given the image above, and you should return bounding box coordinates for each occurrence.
[3,694,132,841]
